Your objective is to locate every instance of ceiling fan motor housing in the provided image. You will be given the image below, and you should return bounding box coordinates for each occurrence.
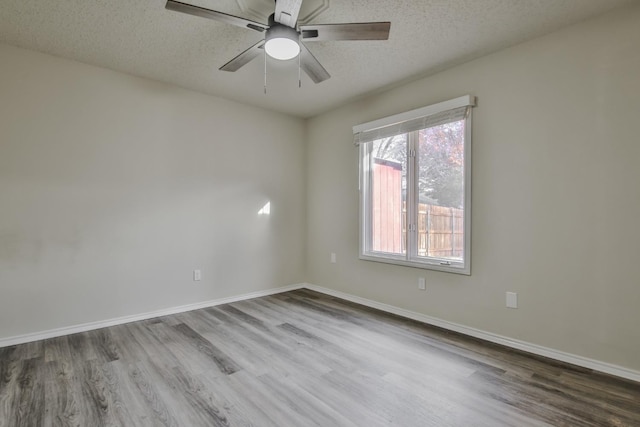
[266,23,300,44]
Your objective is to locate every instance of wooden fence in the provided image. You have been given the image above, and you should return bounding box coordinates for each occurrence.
[372,158,463,258]
[372,200,464,258]
[413,203,464,258]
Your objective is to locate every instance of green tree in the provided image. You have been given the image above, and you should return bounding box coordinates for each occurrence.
[418,120,464,208]
[373,120,465,208]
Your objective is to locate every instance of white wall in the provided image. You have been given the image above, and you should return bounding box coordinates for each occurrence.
[306,4,640,371]
[0,44,306,339]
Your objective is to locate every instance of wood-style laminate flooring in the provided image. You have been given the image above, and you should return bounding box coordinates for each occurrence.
[1,289,639,426]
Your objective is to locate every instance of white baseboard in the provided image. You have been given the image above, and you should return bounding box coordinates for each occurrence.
[0,284,304,348]
[2,282,638,383]
[303,283,640,383]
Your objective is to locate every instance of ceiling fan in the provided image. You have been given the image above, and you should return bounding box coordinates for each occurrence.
[165,0,391,84]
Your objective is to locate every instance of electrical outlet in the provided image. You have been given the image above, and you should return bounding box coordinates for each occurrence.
[418,277,426,290]
[506,292,518,309]
[193,269,201,281]
[330,253,337,263]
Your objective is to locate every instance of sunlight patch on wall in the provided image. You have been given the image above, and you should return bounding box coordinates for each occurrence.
[258,201,271,215]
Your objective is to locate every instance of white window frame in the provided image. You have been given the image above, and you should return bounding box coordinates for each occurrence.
[355,95,475,275]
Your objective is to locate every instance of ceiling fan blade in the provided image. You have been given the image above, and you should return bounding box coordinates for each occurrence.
[300,43,330,83]
[165,0,268,32]
[300,22,391,41]
[220,40,265,72]
[274,0,303,28]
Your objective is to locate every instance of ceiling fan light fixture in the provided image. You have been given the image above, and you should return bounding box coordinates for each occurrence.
[265,24,300,60]
[265,38,300,60]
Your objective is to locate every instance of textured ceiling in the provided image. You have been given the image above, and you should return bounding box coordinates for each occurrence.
[0,0,636,117]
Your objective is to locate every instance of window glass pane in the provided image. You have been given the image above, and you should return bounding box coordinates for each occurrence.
[370,135,407,255]
[416,120,465,261]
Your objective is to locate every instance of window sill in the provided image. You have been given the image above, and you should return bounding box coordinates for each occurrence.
[359,253,470,275]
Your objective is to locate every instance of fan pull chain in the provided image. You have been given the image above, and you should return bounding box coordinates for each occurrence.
[298,42,302,88]
[264,47,267,95]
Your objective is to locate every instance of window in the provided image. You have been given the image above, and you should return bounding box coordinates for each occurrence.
[355,95,475,274]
